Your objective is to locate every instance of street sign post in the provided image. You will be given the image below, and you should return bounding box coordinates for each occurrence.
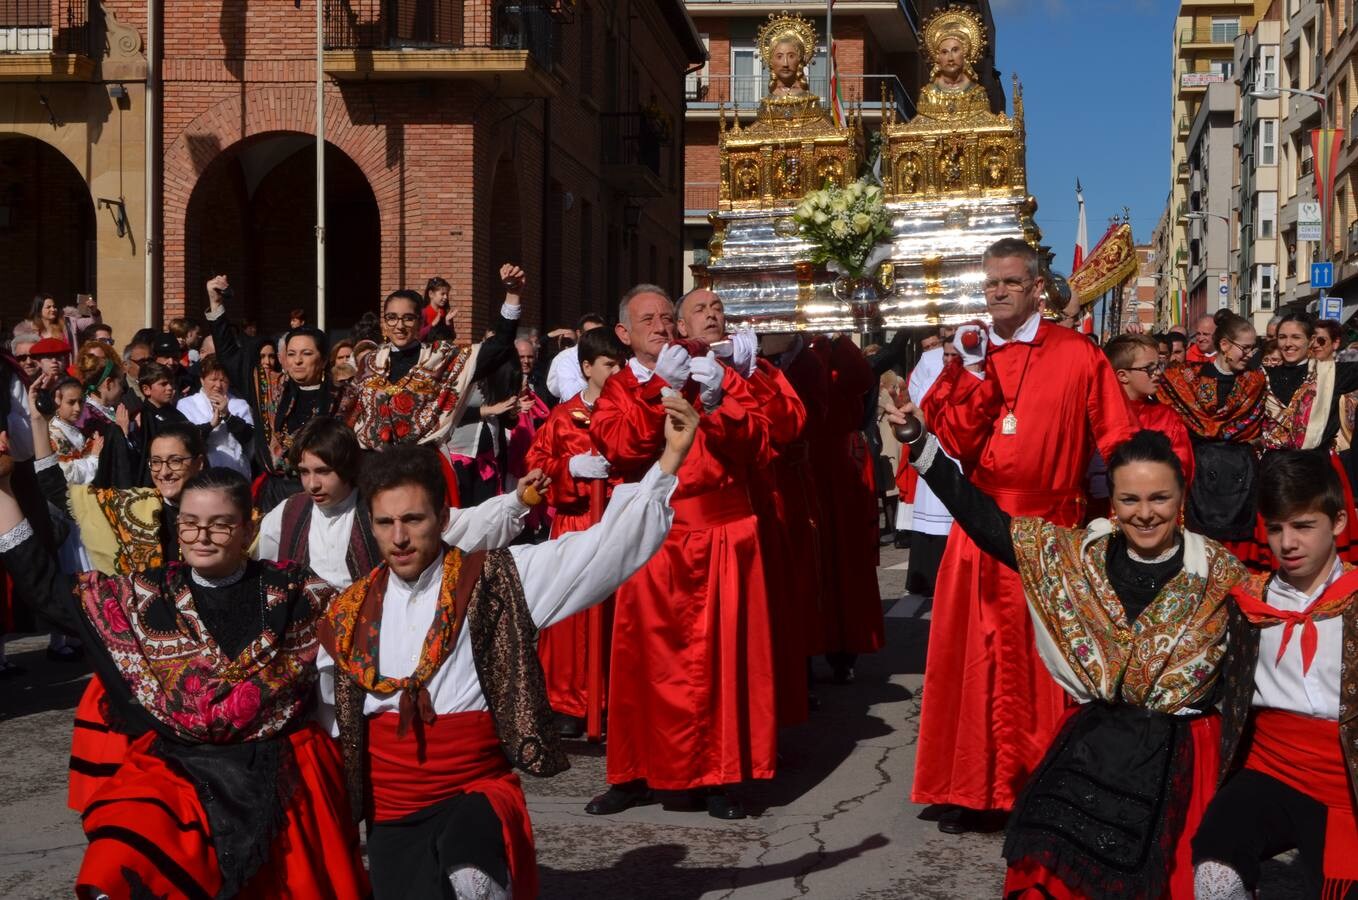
[1321,293,1343,321]
[1217,273,1229,310]
[1300,201,1324,241]
[1313,261,1335,289]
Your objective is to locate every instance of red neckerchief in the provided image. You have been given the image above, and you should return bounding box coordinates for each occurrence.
[1231,566,1358,675]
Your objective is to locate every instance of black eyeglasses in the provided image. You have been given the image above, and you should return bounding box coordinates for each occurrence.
[1227,338,1259,355]
[383,313,419,326]
[13,353,31,362]
[1124,362,1163,377]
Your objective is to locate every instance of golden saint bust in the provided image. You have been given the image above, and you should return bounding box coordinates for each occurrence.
[756,13,818,103]
[916,5,991,121]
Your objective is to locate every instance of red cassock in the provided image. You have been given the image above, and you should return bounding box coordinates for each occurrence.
[746,359,815,727]
[916,322,1139,812]
[780,345,831,657]
[1136,398,1195,487]
[592,363,777,789]
[523,394,608,719]
[807,336,885,655]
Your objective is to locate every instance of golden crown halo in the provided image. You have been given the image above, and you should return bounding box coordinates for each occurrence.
[921,5,986,67]
[756,12,818,72]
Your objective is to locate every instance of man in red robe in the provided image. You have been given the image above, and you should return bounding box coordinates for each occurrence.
[676,289,815,726]
[917,238,1139,834]
[1186,314,1218,364]
[588,284,776,820]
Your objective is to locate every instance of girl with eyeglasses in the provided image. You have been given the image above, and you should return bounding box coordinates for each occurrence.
[0,460,368,898]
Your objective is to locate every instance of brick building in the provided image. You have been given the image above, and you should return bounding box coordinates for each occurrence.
[0,0,703,339]
[678,0,999,287]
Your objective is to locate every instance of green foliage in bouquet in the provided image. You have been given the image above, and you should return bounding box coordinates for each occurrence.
[792,179,892,277]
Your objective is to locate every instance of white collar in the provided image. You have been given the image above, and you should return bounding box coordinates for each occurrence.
[391,551,445,596]
[84,396,116,419]
[190,564,248,589]
[989,312,1041,347]
[314,490,358,521]
[50,416,82,442]
[628,358,654,383]
[1273,556,1345,606]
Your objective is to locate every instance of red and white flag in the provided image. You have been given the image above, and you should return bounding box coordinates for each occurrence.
[1073,179,1088,272]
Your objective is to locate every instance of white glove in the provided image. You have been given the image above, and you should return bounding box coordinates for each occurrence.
[689,355,725,409]
[728,328,759,378]
[653,343,692,389]
[953,325,988,367]
[568,453,610,480]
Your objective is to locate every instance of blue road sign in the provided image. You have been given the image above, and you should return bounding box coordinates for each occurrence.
[1313,262,1335,289]
[1321,294,1343,321]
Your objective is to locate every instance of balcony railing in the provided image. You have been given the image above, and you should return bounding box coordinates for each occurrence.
[684,72,916,120]
[685,182,720,215]
[601,112,664,179]
[323,0,553,65]
[1180,25,1240,45]
[0,0,91,55]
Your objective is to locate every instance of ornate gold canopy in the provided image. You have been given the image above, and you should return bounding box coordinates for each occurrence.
[922,5,986,81]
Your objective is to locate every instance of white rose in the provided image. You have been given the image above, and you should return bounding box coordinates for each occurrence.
[813,210,830,226]
[830,219,850,239]
[852,212,872,235]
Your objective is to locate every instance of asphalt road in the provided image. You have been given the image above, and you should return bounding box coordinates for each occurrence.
[0,544,1308,898]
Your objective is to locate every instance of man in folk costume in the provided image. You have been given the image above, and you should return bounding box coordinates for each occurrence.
[336,264,526,455]
[916,237,1139,834]
[522,327,629,737]
[255,416,532,591]
[675,288,816,726]
[586,285,775,821]
[318,398,699,900]
[1194,451,1358,899]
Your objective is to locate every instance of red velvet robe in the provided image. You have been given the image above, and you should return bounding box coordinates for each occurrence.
[1137,398,1195,487]
[916,321,1139,811]
[807,336,885,655]
[592,362,777,789]
[777,349,829,659]
[746,359,813,727]
[523,394,606,719]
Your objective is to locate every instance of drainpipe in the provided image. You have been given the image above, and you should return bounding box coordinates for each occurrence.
[144,0,156,326]
[315,0,326,330]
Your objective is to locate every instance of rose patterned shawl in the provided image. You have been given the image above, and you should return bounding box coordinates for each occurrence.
[1261,358,1336,451]
[1010,517,1246,713]
[1157,364,1268,443]
[339,340,480,450]
[76,561,334,743]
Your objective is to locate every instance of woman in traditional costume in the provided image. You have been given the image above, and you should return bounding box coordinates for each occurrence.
[0,462,368,899]
[893,408,1246,899]
[203,274,333,512]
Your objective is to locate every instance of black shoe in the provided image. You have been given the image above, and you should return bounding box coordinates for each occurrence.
[894,532,911,549]
[553,713,585,739]
[917,803,954,823]
[659,789,706,812]
[830,664,855,685]
[46,644,85,663]
[937,806,969,834]
[705,791,747,820]
[585,781,652,816]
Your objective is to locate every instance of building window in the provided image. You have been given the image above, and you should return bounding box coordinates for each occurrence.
[1210,59,1235,79]
[579,3,593,98]
[1301,142,1314,177]
[1258,191,1277,238]
[1257,264,1276,310]
[1260,46,1279,90]
[1211,17,1240,43]
[1260,119,1278,165]
[730,45,763,106]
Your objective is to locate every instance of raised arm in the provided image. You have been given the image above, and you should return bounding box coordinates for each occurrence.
[470,264,526,381]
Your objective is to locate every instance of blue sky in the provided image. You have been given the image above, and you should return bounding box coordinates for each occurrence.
[990,0,1175,273]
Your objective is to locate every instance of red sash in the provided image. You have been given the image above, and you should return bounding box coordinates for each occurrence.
[670,483,753,531]
[1245,709,1358,894]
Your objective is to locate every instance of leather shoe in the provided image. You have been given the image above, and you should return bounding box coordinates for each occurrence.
[553,713,585,739]
[937,806,968,834]
[585,781,652,816]
[705,791,747,820]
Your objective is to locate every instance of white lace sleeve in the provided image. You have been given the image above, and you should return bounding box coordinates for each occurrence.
[0,519,34,553]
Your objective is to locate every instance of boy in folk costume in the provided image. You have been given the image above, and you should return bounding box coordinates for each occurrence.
[318,393,700,900]
[522,327,628,737]
[1194,450,1358,899]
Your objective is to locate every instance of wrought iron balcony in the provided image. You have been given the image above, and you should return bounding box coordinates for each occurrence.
[0,0,94,79]
[601,111,668,198]
[684,73,916,120]
[323,0,556,94]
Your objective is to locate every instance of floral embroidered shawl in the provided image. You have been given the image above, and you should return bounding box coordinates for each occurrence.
[338,340,479,450]
[1010,517,1246,713]
[1261,359,1336,451]
[1157,364,1268,443]
[76,561,334,743]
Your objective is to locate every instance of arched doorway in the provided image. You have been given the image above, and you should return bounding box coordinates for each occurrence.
[0,136,95,328]
[184,135,380,334]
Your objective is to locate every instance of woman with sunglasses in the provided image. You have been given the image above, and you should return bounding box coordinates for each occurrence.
[0,461,368,898]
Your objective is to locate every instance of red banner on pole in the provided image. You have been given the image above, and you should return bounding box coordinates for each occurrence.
[1313,128,1346,252]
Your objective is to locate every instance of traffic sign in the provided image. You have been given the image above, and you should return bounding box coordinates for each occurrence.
[1321,293,1343,321]
[1313,261,1335,289]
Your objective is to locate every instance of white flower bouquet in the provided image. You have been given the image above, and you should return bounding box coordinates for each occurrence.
[792,179,893,278]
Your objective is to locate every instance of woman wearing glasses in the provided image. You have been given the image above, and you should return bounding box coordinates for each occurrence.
[334,265,523,466]
[0,462,368,898]
[202,274,334,512]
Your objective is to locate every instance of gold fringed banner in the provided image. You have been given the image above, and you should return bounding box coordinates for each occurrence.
[1069,223,1137,305]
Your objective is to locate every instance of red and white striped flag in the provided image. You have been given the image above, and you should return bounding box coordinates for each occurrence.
[1073,179,1088,272]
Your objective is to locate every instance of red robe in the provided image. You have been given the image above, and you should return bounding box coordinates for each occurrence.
[523,394,607,719]
[916,321,1139,811]
[1136,398,1195,487]
[807,336,884,655]
[746,359,814,727]
[592,362,777,789]
[780,345,831,657]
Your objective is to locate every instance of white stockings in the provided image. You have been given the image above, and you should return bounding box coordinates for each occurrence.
[448,865,511,900]
[1193,860,1251,900]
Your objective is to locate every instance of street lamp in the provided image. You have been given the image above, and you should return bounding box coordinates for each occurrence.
[1248,86,1327,105]
[1184,211,1230,223]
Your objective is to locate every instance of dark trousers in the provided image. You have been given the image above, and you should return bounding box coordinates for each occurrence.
[366,792,507,900]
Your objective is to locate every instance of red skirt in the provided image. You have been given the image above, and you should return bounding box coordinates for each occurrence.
[537,510,609,720]
[77,723,368,900]
[606,490,777,790]
[1002,712,1220,900]
[68,679,133,813]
